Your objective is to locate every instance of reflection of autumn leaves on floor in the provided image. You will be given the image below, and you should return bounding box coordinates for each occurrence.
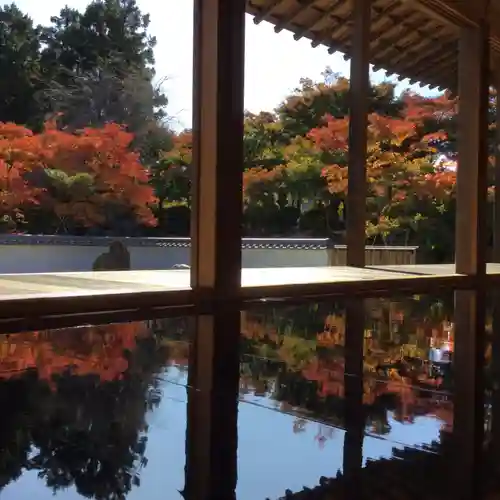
[302,357,345,399]
[300,356,453,432]
[0,322,183,499]
[241,305,459,500]
[0,324,193,387]
[0,322,149,384]
[159,339,189,368]
[242,313,453,432]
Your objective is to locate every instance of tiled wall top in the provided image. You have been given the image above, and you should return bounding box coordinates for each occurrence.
[0,235,418,251]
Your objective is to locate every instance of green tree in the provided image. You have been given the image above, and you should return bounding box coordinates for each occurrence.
[41,0,156,77]
[276,72,402,139]
[243,111,288,169]
[38,0,168,138]
[148,130,191,235]
[0,4,41,126]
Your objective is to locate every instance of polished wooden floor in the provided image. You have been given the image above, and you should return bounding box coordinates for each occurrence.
[0,264,495,325]
[0,264,461,297]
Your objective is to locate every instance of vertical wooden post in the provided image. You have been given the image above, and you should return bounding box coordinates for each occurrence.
[343,2,370,484]
[455,24,489,277]
[343,297,365,492]
[190,0,245,293]
[494,75,500,262]
[185,0,245,498]
[184,311,241,500]
[346,0,371,267]
[453,18,490,499]
[492,69,500,461]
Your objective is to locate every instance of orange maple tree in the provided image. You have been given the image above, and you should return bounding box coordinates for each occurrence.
[39,121,157,228]
[306,95,456,244]
[0,121,157,231]
[310,112,451,200]
[239,89,461,246]
[0,123,42,228]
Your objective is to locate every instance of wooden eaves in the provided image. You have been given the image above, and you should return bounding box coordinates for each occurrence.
[246,0,500,91]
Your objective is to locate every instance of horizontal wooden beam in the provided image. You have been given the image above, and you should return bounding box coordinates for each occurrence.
[6,264,500,331]
[239,273,476,301]
[0,288,195,324]
[0,303,197,335]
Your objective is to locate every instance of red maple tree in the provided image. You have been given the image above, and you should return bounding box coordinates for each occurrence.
[0,121,157,231]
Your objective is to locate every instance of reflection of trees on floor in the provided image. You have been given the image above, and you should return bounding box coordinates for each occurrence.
[0,295,491,499]
[152,297,458,437]
[0,323,173,498]
[116,305,460,447]
[239,297,457,436]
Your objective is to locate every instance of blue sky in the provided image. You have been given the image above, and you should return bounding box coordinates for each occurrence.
[17,0,437,130]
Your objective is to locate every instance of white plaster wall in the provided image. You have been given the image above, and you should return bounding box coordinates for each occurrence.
[242,248,328,268]
[129,246,190,270]
[0,245,108,273]
[0,244,327,274]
